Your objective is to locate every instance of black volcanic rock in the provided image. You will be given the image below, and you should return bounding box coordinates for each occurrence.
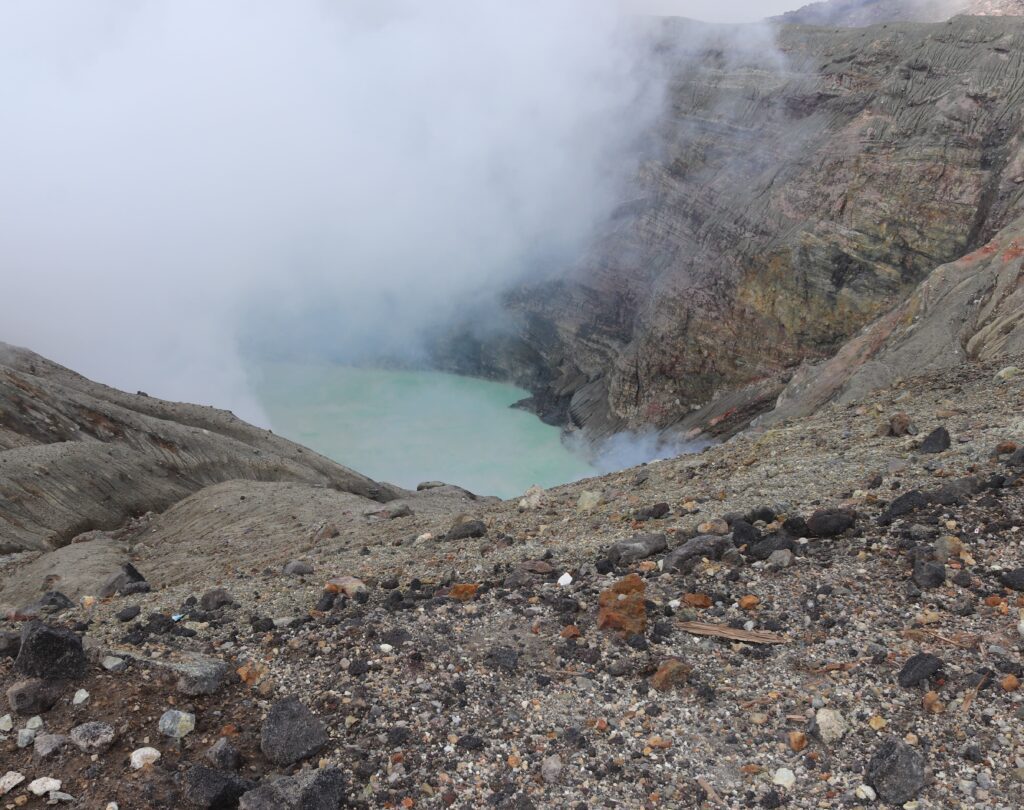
[14,621,86,681]
[260,697,328,767]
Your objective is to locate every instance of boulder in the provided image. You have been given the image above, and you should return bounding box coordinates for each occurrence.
[14,622,86,681]
[7,679,64,716]
[182,765,254,809]
[607,533,668,565]
[663,534,732,573]
[260,697,328,767]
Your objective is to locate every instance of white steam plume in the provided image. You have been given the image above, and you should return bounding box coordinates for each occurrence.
[0,0,663,422]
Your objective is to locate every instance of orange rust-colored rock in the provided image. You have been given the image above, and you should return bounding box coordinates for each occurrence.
[560,625,581,639]
[738,595,760,611]
[447,583,479,602]
[683,593,712,608]
[598,573,648,636]
[325,576,367,597]
[1001,674,1020,692]
[650,658,692,692]
[788,731,808,752]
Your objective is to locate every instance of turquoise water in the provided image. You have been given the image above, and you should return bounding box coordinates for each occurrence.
[252,363,595,499]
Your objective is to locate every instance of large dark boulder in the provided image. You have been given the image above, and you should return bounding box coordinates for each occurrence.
[260,697,328,767]
[239,768,346,810]
[14,621,86,681]
[182,765,254,809]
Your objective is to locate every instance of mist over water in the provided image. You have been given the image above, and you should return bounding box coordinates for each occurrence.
[0,0,662,426]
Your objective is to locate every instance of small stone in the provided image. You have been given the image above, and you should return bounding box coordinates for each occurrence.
[866,739,926,804]
[260,697,328,767]
[999,568,1024,591]
[115,605,141,622]
[738,595,760,610]
[898,653,943,688]
[597,574,647,636]
[26,715,43,730]
[33,734,67,759]
[651,658,692,691]
[932,536,963,563]
[445,517,487,541]
[324,576,367,598]
[607,533,667,565]
[541,754,563,784]
[0,714,11,732]
[199,588,234,611]
[886,412,917,437]
[159,709,196,739]
[806,508,855,537]
[919,427,951,454]
[28,777,61,796]
[996,366,1021,381]
[518,485,546,511]
[788,731,807,752]
[772,768,796,789]
[1001,674,1020,692]
[557,573,573,587]
[697,518,730,535]
[17,728,36,748]
[577,491,602,512]
[72,689,89,705]
[69,721,115,754]
[766,549,794,569]
[855,784,877,801]
[282,560,314,576]
[912,561,946,590]
[131,747,162,769]
[815,708,848,744]
[663,534,732,572]
[0,772,25,795]
[101,655,127,672]
[206,737,242,770]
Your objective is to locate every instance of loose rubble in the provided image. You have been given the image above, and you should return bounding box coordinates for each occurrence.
[2,358,1024,807]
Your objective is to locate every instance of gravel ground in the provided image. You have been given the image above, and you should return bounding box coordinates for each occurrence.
[3,357,1024,808]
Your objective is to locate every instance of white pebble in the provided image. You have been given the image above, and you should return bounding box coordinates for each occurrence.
[130,747,162,770]
[379,643,394,653]
[0,772,25,795]
[28,777,62,796]
[772,768,796,789]
[0,714,12,732]
[72,689,90,705]
[855,784,877,801]
[557,573,573,587]
[26,715,44,730]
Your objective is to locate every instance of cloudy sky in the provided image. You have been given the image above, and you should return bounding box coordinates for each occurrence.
[623,0,801,20]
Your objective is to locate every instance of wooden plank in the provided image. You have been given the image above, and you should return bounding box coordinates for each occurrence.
[678,621,789,645]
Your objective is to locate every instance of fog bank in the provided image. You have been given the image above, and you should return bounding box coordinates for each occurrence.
[1,0,663,422]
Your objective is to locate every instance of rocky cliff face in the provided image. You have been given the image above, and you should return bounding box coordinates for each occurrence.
[759,214,1024,426]
[778,0,1024,27]
[439,15,1024,444]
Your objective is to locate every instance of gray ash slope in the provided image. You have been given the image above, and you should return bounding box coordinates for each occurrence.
[2,341,1024,807]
